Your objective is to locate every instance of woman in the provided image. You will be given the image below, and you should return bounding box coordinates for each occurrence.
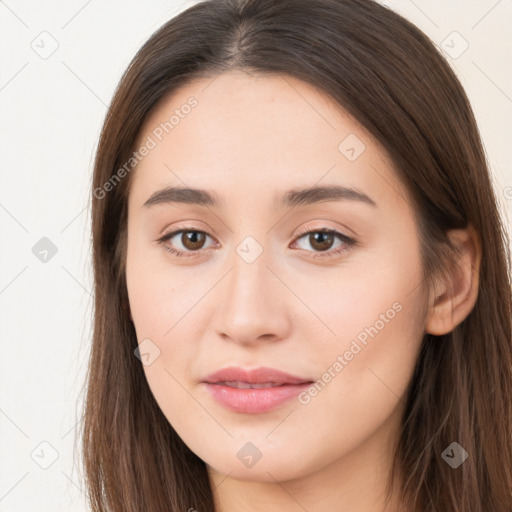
[82,0,512,510]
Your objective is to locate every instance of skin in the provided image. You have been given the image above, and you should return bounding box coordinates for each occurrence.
[125,70,480,511]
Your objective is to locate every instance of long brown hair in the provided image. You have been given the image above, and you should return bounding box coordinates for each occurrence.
[80,0,512,510]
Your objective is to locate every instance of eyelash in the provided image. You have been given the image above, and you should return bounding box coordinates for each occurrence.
[156,226,357,260]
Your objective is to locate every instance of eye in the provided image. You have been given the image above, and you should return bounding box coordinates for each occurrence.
[156,229,216,258]
[292,227,356,258]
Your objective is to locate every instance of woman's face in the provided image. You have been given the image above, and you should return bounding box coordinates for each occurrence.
[125,70,428,486]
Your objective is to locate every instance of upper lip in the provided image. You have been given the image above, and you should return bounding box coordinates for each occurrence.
[202,366,313,385]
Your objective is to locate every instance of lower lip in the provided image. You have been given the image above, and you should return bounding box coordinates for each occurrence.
[203,382,312,413]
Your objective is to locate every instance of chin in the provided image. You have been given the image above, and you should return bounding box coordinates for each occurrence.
[203,445,314,483]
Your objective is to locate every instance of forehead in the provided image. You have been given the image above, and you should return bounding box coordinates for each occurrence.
[129,70,407,211]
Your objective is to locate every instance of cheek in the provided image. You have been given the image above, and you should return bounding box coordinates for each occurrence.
[285,267,424,474]
[126,260,202,431]
[295,235,425,404]
[126,245,209,411]
[126,238,194,338]
[298,280,423,411]
[127,270,200,385]
[293,255,420,353]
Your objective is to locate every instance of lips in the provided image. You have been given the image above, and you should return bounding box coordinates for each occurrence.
[217,381,282,389]
[202,366,312,386]
[202,366,314,414]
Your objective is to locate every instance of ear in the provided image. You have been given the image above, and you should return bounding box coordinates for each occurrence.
[425,225,481,336]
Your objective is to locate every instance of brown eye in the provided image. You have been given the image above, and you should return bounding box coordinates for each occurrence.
[157,229,216,258]
[307,231,335,252]
[180,231,207,251]
[293,228,356,258]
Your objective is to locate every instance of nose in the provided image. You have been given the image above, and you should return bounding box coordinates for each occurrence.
[214,246,292,346]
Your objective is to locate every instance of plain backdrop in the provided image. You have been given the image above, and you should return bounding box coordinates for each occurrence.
[0,1,511,510]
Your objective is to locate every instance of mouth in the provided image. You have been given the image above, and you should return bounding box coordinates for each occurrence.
[201,366,314,413]
[202,365,312,385]
[214,381,293,389]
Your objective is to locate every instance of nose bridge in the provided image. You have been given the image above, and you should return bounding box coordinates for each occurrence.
[226,235,272,311]
[214,232,290,343]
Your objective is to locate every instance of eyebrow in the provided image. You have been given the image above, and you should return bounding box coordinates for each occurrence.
[142,184,377,209]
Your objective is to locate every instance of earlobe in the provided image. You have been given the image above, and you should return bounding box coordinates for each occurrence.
[425,225,481,336]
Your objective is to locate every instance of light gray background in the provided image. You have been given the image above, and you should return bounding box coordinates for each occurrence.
[1,1,511,510]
